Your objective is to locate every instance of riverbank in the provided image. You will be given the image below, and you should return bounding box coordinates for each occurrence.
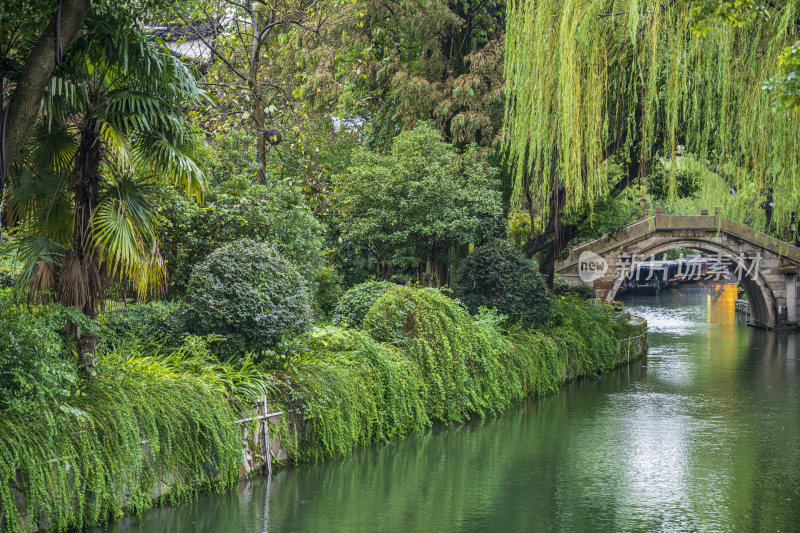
[106,283,800,533]
[3,290,647,532]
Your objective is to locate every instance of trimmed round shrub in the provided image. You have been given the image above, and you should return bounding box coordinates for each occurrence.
[332,280,394,328]
[188,239,313,356]
[456,242,553,326]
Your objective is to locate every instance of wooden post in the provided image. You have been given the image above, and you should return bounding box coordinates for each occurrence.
[262,396,272,477]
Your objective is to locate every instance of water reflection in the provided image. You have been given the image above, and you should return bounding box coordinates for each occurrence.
[100,282,800,533]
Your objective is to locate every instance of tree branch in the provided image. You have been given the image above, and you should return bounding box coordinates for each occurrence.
[1,0,90,193]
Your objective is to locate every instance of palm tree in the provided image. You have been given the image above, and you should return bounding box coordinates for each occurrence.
[6,15,207,364]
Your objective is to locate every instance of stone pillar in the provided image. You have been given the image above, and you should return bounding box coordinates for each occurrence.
[787,273,798,325]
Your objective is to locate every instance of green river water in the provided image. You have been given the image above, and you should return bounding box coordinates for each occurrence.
[101,283,800,532]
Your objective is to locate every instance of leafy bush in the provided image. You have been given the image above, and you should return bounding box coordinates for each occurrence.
[0,290,91,412]
[0,352,246,533]
[276,326,429,461]
[158,175,325,298]
[0,231,19,289]
[313,264,344,317]
[0,265,16,289]
[363,286,511,422]
[332,280,394,328]
[545,296,622,370]
[188,239,313,356]
[553,278,596,300]
[456,241,553,326]
[98,301,192,353]
[272,291,636,464]
[341,122,502,285]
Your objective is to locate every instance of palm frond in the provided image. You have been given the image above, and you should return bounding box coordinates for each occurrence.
[132,129,207,202]
[30,120,78,174]
[102,90,164,132]
[9,167,73,244]
[12,235,67,303]
[100,121,131,167]
[91,176,165,298]
[43,75,90,124]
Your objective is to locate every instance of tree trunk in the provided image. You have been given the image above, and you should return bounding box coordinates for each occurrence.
[254,91,266,183]
[248,0,267,184]
[70,120,103,371]
[1,0,90,192]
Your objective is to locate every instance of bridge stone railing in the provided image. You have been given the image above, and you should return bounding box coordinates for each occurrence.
[555,208,800,329]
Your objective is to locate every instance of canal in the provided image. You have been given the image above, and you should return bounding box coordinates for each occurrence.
[101,282,800,532]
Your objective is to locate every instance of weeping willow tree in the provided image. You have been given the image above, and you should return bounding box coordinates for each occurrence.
[505,0,800,272]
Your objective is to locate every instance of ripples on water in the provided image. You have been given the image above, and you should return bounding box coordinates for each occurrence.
[100,282,800,533]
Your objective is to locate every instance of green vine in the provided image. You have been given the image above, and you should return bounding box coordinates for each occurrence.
[0,354,245,532]
[280,287,639,464]
[0,290,641,530]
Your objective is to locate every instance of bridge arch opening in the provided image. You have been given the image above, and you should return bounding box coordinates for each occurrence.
[606,239,776,328]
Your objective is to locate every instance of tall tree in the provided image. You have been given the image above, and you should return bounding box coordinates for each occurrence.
[8,16,206,362]
[504,0,800,278]
[301,0,507,153]
[175,0,332,182]
[0,0,91,196]
[341,122,501,286]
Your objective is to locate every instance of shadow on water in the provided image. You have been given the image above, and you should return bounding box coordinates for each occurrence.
[99,282,800,533]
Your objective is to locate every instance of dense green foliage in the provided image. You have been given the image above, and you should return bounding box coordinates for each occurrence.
[501,296,627,397]
[0,292,89,412]
[0,266,16,290]
[456,242,553,326]
[158,131,326,297]
[188,239,313,356]
[505,0,800,235]
[363,286,511,422]
[277,327,429,462]
[332,281,395,328]
[8,15,207,320]
[292,0,506,167]
[0,0,672,528]
[99,301,191,353]
[553,279,596,301]
[0,354,245,533]
[563,183,643,245]
[277,287,638,463]
[341,123,502,284]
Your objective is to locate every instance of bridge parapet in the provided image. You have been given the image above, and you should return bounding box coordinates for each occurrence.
[555,210,800,329]
[561,214,800,271]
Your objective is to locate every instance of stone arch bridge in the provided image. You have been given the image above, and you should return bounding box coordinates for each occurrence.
[555,208,800,329]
